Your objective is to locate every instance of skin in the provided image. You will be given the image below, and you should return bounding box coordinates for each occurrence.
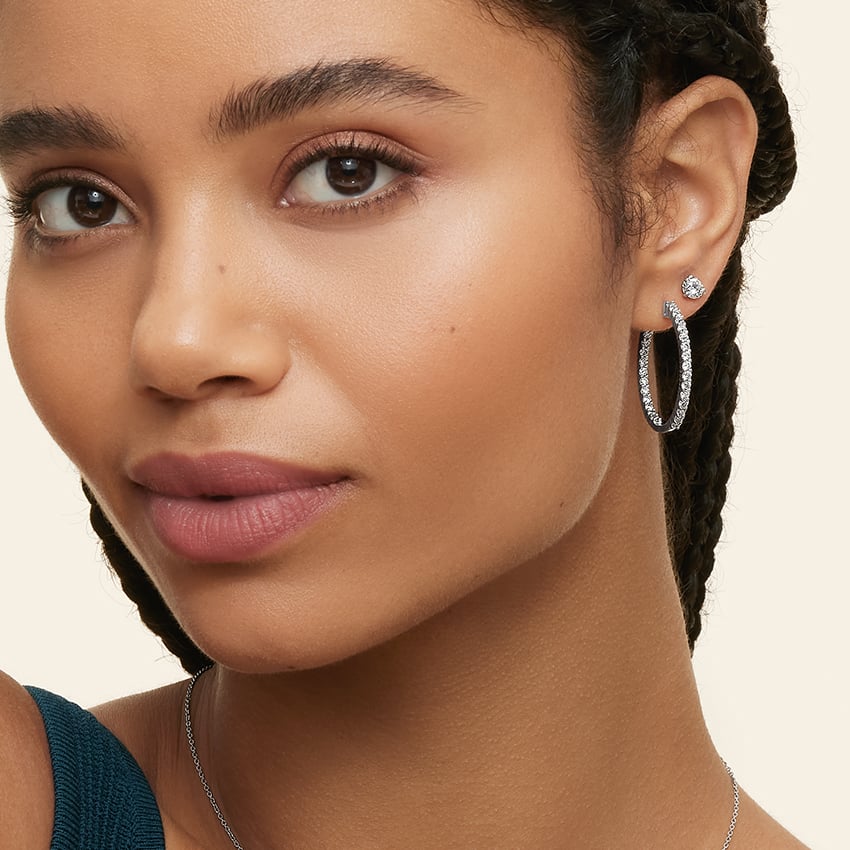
[0,1,807,847]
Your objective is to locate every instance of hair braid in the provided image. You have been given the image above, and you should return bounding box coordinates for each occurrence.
[635,1,795,646]
[81,481,211,673]
[656,246,743,646]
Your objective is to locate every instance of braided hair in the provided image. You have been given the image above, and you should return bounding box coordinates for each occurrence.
[83,0,796,672]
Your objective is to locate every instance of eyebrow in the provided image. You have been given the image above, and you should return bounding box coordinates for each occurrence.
[0,58,479,166]
[211,58,481,141]
[0,105,129,167]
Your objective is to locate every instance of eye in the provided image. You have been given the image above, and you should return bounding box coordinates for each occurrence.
[34,184,132,232]
[283,155,404,206]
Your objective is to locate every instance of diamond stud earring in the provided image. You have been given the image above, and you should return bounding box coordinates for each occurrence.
[682,274,705,300]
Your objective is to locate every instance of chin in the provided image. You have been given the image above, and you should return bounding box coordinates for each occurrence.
[175,597,424,676]
[196,641,369,676]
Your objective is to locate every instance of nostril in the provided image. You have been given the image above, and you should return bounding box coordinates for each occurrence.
[196,374,249,392]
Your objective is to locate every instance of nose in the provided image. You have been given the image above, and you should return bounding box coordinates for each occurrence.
[129,227,291,402]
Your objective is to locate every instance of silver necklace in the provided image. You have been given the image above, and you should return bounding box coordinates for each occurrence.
[184,665,245,849]
[184,665,740,850]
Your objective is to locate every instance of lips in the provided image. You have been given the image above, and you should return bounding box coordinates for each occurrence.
[129,452,351,562]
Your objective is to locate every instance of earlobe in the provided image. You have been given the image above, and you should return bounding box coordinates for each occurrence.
[631,76,758,330]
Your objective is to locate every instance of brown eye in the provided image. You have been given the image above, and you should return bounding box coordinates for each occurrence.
[325,157,378,196]
[33,184,132,233]
[284,154,403,206]
[67,186,118,227]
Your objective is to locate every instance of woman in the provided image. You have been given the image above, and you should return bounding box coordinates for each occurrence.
[0,0,806,847]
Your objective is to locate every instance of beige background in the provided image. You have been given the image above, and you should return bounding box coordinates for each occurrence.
[0,3,846,847]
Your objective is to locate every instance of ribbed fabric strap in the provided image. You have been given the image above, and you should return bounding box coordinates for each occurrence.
[24,686,166,850]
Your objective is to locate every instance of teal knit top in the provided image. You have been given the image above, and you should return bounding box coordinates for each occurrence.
[25,686,166,849]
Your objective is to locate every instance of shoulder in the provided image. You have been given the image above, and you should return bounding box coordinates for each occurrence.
[89,677,188,791]
[0,669,55,846]
[3,673,177,849]
[91,680,192,844]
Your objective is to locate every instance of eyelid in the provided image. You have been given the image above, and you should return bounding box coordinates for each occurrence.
[276,130,425,207]
[7,169,136,227]
[281,130,425,178]
[4,169,138,253]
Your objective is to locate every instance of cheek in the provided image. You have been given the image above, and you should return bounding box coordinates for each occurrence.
[298,185,631,580]
[5,253,130,471]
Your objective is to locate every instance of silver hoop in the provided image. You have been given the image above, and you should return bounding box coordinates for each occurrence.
[637,300,692,433]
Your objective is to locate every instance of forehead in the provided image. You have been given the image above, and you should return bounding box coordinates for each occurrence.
[0,0,565,140]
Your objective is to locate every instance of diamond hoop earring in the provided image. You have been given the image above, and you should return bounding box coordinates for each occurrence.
[638,300,692,433]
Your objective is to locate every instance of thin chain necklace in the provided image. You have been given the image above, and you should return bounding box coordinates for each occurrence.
[184,666,245,849]
[184,665,740,849]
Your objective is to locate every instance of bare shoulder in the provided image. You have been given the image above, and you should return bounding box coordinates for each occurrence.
[89,677,188,790]
[0,669,55,846]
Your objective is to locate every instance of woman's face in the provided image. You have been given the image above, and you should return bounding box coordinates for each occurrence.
[1,0,636,671]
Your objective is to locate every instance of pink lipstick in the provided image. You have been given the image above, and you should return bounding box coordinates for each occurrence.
[130,452,351,563]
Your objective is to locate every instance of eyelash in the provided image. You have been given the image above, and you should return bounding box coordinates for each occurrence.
[4,174,107,253]
[283,132,423,215]
[5,171,127,252]
[3,132,423,252]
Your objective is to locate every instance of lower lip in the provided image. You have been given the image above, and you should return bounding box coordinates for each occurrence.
[143,481,350,563]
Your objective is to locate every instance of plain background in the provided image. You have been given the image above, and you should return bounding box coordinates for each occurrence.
[0,2,846,847]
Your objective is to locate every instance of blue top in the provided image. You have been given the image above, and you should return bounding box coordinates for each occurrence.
[25,686,166,850]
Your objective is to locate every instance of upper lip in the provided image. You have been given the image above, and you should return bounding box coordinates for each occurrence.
[129,452,348,498]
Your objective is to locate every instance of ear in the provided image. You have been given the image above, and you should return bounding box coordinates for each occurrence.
[631,76,758,331]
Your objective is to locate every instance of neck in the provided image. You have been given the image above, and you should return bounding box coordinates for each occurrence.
[175,417,732,849]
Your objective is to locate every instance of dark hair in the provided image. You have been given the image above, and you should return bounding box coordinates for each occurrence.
[83,0,796,673]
